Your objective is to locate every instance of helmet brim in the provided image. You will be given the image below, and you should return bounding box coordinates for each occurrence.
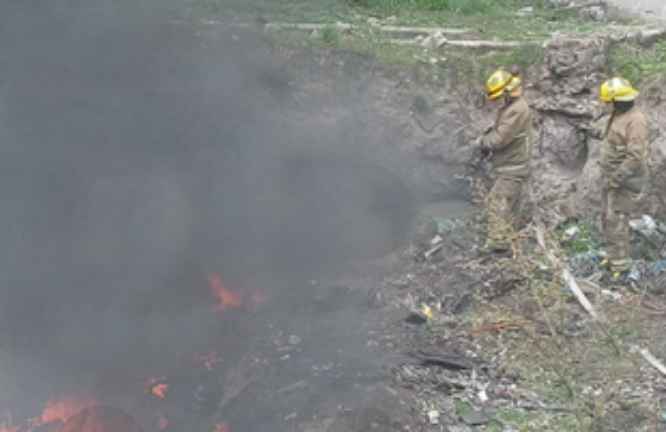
[614,91,639,102]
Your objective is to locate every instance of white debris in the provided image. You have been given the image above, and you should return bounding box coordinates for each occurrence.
[420,32,448,49]
[630,214,658,237]
[427,410,440,425]
[516,6,534,16]
[561,225,580,243]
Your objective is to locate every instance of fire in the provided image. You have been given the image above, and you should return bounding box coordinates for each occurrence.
[208,275,243,312]
[158,414,169,430]
[152,384,169,399]
[145,377,169,399]
[212,423,229,432]
[0,423,17,432]
[42,397,94,425]
[0,415,17,432]
[208,274,265,312]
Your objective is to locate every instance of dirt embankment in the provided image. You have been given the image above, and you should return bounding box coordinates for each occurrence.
[250,25,666,223]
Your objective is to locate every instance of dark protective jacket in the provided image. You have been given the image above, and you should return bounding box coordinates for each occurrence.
[599,105,649,192]
[482,96,533,178]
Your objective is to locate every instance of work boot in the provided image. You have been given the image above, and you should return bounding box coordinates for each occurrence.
[607,263,634,285]
[599,258,611,270]
[608,269,629,285]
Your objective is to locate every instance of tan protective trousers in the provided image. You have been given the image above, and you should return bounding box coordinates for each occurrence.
[601,183,637,272]
[486,176,524,250]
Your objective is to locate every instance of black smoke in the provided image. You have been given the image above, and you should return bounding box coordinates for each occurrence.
[0,0,413,407]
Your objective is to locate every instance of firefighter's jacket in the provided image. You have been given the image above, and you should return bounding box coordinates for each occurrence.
[482,96,533,178]
[599,105,649,193]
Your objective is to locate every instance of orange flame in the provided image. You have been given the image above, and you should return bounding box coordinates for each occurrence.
[158,414,169,430]
[0,424,17,432]
[0,415,17,432]
[42,397,94,425]
[208,275,243,312]
[208,275,265,313]
[212,423,229,432]
[145,377,169,399]
[152,384,169,399]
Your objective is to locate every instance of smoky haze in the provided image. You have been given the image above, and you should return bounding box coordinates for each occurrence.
[0,0,413,396]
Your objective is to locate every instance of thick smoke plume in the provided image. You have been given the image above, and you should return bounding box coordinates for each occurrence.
[0,0,412,409]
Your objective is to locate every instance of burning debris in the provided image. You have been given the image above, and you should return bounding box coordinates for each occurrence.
[145,377,170,399]
[41,397,96,427]
[208,275,266,313]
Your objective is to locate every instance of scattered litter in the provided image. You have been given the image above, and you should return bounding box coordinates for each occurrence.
[421,303,434,319]
[424,239,444,259]
[478,388,489,403]
[437,218,459,234]
[460,410,489,426]
[600,289,621,301]
[630,215,659,237]
[627,265,641,282]
[650,260,666,276]
[420,32,448,48]
[427,410,440,425]
[561,225,580,243]
[536,224,597,319]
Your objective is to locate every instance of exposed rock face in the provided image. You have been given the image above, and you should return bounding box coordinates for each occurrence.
[526,31,666,221]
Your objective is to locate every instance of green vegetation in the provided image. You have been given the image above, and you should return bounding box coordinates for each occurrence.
[173,0,626,86]
[178,0,602,41]
[347,0,521,14]
[556,220,600,255]
[609,40,666,84]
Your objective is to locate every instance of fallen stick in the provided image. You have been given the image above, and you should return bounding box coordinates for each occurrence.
[555,1,607,12]
[535,224,598,319]
[639,348,666,377]
[424,242,444,259]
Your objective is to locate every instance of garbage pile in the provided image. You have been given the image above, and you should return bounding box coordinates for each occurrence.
[378,209,666,431]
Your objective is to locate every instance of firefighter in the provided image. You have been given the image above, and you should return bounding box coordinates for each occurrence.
[589,77,649,281]
[477,69,534,252]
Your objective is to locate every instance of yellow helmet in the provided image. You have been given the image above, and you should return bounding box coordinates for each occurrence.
[486,69,522,100]
[599,77,639,102]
